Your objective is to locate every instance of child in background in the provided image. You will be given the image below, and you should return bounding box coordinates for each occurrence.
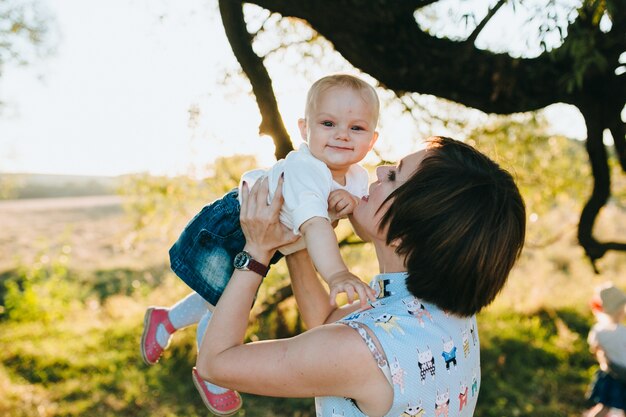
[140,74,379,416]
[586,283,626,417]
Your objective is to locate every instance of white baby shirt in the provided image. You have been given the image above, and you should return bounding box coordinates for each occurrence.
[240,144,369,253]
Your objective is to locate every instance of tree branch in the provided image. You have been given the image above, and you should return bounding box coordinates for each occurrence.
[466,0,507,46]
[263,34,319,59]
[223,0,626,262]
[609,120,626,172]
[219,0,293,159]
[413,0,441,9]
[577,103,613,271]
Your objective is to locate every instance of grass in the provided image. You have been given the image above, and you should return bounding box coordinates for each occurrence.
[0,259,607,417]
[0,264,317,417]
[477,307,595,416]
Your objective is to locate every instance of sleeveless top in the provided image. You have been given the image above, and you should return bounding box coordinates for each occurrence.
[315,273,481,417]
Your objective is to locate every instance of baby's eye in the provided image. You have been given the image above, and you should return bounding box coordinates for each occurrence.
[321,121,334,127]
[387,170,396,181]
[351,125,365,131]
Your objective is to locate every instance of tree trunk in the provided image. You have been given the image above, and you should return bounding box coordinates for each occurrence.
[218,0,293,159]
[217,0,626,264]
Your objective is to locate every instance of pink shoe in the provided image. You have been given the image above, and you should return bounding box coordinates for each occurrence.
[140,307,176,365]
[192,367,242,416]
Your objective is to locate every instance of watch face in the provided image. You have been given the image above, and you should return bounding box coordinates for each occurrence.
[233,251,250,270]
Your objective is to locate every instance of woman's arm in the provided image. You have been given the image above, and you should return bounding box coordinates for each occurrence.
[195,177,391,416]
[286,249,364,328]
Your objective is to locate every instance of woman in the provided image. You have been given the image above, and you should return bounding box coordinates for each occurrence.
[196,136,526,416]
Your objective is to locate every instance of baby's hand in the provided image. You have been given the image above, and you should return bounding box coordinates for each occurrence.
[328,189,360,222]
[326,270,377,308]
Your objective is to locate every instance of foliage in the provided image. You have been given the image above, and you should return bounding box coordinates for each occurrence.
[118,172,206,243]
[117,155,258,243]
[0,245,77,323]
[551,0,610,93]
[0,0,49,75]
[206,154,260,195]
[468,114,592,247]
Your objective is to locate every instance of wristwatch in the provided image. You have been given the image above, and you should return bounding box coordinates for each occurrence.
[233,251,270,277]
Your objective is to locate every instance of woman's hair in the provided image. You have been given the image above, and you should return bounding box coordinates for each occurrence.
[305,74,380,126]
[379,136,526,317]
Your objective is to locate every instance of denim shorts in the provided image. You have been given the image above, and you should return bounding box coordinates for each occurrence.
[169,189,282,306]
[587,369,626,410]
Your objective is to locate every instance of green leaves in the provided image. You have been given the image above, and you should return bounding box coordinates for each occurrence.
[469,113,591,216]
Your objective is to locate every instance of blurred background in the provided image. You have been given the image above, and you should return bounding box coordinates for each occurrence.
[1,0,625,416]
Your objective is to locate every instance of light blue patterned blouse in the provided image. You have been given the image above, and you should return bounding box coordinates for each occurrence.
[315,272,481,417]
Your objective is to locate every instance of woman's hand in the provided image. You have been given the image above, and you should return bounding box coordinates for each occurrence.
[240,175,298,257]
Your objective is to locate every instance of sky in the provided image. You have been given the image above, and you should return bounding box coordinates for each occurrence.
[0,0,588,177]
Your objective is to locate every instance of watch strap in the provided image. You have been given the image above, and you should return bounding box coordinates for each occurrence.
[246,257,270,277]
[234,250,270,277]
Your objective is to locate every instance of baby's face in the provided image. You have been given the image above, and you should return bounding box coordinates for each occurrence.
[299,86,378,180]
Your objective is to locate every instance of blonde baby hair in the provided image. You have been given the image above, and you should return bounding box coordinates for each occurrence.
[304,74,380,126]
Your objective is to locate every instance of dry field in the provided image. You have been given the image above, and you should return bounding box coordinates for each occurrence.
[0,195,167,273]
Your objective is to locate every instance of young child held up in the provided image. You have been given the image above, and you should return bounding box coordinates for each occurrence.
[586,282,626,417]
[140,74,380,416]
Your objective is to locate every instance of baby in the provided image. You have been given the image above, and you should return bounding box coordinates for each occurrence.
[141,74,380,415]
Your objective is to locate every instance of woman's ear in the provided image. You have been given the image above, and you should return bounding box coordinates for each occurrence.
[390,237,402,249]
[297,118,308,141]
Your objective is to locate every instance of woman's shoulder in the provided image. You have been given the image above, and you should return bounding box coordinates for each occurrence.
[337,297,481,416]
[339,294,478,361]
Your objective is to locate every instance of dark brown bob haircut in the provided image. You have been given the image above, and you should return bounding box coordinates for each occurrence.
[379,136,526,317]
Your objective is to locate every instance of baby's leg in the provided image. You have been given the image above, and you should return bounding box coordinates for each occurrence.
[141,292,212,365]
[158,292,213,343]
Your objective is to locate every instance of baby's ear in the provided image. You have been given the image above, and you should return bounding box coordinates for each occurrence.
[297,118,308,141]
[368,131,379,150]
[390,237,402,250]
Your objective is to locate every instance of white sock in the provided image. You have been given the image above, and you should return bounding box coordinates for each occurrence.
[156,326,171,349]
[203,380,229,394]
[196,310,228,394]
[155,292,213,349]
[169,292,212,328]
[196,310,212,348]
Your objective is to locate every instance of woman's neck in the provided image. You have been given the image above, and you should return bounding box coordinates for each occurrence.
[374,243,406,274]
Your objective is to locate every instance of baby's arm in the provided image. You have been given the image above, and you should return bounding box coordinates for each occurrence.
[299,218,376,307]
